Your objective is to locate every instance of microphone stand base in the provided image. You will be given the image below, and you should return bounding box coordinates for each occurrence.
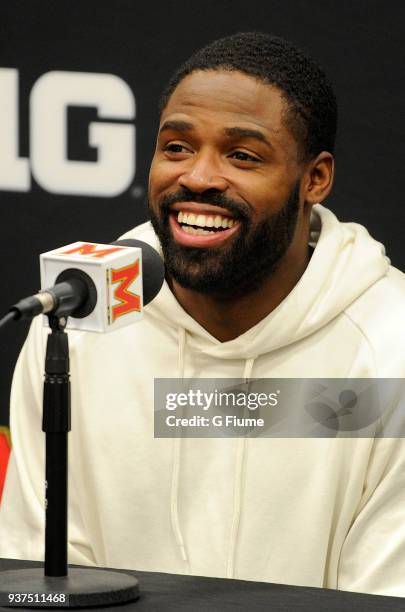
[0,567,139,608]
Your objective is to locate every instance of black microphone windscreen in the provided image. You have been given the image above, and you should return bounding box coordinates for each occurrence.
[113,239,165,306]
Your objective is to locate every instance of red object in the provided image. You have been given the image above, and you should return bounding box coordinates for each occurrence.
[0,429,11,502]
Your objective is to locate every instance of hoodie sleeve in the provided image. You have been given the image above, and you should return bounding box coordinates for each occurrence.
[337,436,405,596]
[0,316,96,566]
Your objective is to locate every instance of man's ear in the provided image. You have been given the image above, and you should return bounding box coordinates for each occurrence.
[302,152,335,205]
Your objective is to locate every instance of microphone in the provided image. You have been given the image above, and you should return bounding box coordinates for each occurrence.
[0,241,160,601]
[7,239,165,333]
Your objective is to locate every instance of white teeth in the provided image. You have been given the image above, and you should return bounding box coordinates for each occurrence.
[176,210,235,229]
[180,226,216,236]
[214,215,222,228]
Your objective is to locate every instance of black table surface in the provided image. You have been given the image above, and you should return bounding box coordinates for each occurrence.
[1,558,405,611]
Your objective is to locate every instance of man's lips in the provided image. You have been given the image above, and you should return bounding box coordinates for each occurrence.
[169,212,240,248]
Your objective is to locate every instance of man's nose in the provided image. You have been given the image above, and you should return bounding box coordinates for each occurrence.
[178,152,228,193]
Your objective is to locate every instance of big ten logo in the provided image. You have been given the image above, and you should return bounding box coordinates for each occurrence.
[0,68,136,197]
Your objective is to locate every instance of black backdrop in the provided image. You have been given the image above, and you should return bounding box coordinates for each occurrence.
[0,0,404,427]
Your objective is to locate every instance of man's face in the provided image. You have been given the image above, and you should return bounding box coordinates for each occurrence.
[148,69,305,297]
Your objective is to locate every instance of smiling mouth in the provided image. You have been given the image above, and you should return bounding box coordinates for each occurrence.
[168,209,241,248]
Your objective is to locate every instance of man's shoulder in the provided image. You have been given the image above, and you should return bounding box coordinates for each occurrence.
[346,264,405,319]
[343,265,405,373]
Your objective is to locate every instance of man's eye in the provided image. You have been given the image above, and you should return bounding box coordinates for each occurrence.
[230,151,259,162]
[164,143,188,153]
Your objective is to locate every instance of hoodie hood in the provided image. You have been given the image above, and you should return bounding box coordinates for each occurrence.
[120,204,390,359]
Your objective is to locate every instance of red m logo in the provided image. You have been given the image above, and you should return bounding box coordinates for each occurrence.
[111,260,141,322]
[59,243,123,259]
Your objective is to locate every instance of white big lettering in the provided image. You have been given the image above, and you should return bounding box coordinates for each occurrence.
[30,71,136,196]
[0,69,30,191]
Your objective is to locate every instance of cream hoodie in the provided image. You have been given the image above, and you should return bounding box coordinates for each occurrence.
[1,204,405,596]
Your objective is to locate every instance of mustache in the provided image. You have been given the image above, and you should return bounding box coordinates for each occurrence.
[155,188,252,220]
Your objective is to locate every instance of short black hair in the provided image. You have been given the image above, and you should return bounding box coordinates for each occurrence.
[159,32,337,161]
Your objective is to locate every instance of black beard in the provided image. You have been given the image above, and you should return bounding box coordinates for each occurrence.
[148,184,300,299]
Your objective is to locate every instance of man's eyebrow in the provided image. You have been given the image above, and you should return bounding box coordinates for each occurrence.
[224,127,274,150]
[159,120,194,134]
[158,121,275,150]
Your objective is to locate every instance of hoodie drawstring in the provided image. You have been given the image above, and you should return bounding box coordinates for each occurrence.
[170,328,189,566]
[226,356,256,578]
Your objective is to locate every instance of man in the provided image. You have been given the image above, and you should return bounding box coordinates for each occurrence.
[1,32,405,596]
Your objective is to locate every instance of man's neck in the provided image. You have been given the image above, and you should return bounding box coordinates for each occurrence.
[168,239,313,343]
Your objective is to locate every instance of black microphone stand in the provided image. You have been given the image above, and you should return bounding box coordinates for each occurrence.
[0,314,139,607]
[43,314,70,578]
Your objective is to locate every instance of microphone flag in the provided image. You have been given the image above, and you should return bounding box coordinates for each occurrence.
[40,241,143,333]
